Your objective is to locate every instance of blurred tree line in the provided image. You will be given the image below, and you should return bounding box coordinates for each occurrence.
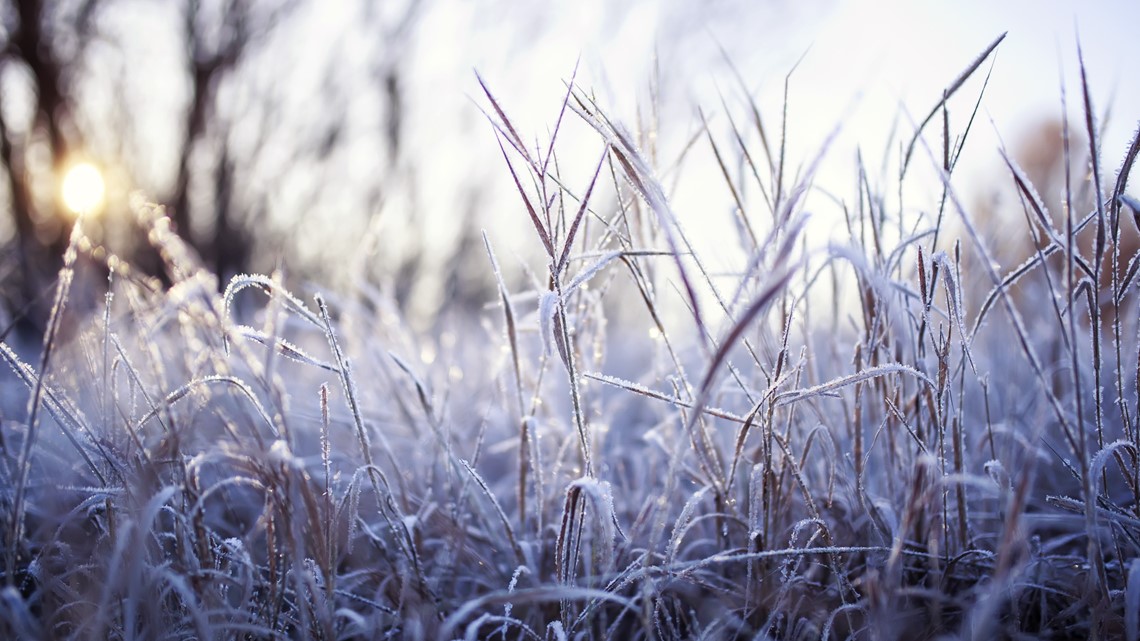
[0,0,476,338]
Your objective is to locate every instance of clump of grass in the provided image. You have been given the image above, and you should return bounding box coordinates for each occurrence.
[2,35,1140,640]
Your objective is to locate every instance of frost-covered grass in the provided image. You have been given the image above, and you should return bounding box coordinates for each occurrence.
[3,39,1140,640]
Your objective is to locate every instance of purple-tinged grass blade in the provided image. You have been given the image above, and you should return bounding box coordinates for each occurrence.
[556,143,609,278]
[494,134,556,259]
[902,32,1006,177]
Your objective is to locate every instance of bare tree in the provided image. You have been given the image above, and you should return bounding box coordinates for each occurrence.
[0,0,293,322]
[0,0,99,330]
[167,0,294,282]
[0,0,447,332]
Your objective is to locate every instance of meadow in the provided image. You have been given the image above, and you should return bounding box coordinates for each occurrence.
[2,35,1140,640]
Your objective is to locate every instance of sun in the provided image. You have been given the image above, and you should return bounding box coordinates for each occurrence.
[61,162,106,217]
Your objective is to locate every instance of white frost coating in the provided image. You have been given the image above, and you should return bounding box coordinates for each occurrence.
[221,537,244,556]
[507,564,529,593]
[566,477,619,572]
[668,486,712,564]
[538,290,558,359]
[1089,440,1138,496]
[502,564,530,622]
[304,558,324,587]
[25,558,40,581]
[268,439,300,470]
[565,251,623,293]
[931,251,976,373]
[782,518,827,581]
[221,273,323,330]
[546,620,568,641]
[775,363,934,407]
[586,371,747,423]
[402,515,419,534]
[234,325,338,371]
[983,459,1009,491]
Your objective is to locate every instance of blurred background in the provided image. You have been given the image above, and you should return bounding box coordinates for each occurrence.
[1,0,1138,335]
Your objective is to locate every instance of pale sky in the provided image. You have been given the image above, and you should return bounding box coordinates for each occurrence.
[21,0,1137,308]
[387,0,1140,291]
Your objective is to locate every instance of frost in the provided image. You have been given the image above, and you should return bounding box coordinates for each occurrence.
[221,537,244,556]
[546,621,568,641]
[586,371,747,423]
[3,37,1132,640]
[538,290,558,359]
[564,476,620,573]
[268,439,300,470]
[501,565,530,633]
[25,558,40,581]
[668,486,712,564]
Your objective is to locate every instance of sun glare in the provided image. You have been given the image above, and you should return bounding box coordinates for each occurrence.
[61,162,106,217]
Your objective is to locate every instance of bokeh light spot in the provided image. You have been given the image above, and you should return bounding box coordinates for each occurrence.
[61,162,105,217]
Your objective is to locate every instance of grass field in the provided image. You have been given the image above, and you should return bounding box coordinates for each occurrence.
[2,36,1140,640]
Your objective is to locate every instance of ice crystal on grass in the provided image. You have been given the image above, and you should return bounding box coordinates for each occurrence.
[3,37,1140,641]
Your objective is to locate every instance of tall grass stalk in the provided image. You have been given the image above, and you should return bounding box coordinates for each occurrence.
[2,39,1140,640]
